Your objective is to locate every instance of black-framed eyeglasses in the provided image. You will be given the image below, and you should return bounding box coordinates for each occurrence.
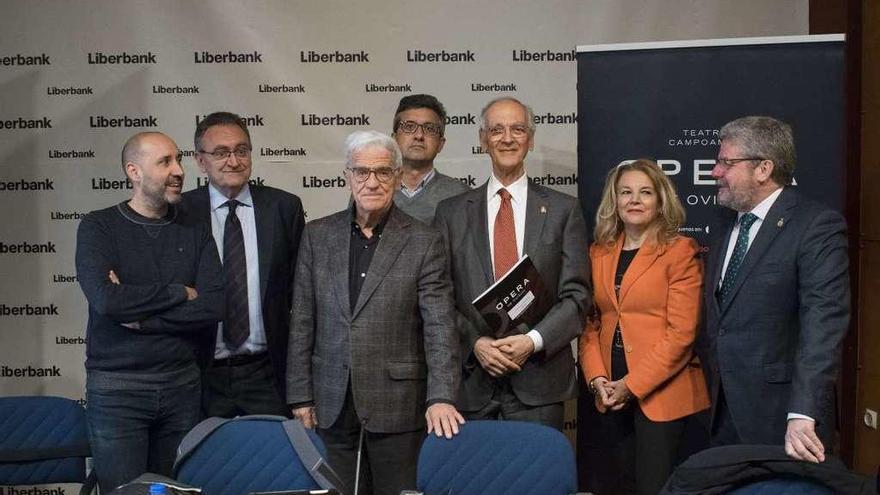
[396,120,443,137]
[715,157,764,168]
[346,166,398,183]
[198,146,252,161]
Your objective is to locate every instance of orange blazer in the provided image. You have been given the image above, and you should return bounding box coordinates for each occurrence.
[579,235,710,422]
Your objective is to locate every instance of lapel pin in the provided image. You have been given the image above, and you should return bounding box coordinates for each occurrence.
[540,206,547,214]
[777,218,784,228]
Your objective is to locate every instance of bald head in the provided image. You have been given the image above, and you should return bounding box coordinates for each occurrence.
[121,132,169,172]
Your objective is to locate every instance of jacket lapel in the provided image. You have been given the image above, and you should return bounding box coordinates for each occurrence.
[720,187,797,314]
[597,240,620,312]
[523,183,548,260]
[707,208,736,315]
[467,185,494,287]
[191,186,213,224]
[618,238,662,304]
[329,212,352,319]
[250,187,272,302]
[352,208,410,319]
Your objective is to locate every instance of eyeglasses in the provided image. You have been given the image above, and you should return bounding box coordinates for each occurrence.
[198,146,252,161]
[346,167,398,183]
[396,120,443,137]
[484,124,530,141]
[715,157,764,168]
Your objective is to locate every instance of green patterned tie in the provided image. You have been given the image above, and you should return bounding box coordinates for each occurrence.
[720,213,758,303]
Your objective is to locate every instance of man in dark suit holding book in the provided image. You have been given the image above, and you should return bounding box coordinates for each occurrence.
[434,97,591,430]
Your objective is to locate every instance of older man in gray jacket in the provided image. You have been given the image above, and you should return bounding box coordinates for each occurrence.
[287,130,462,495]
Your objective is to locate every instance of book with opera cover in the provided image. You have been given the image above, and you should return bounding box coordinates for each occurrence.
[472,255,552,338]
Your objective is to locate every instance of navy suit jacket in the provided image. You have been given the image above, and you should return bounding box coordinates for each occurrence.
[181,184,305,397]
[703,187,849,445]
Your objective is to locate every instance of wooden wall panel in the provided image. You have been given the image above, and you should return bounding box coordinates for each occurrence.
[855,0,880,474]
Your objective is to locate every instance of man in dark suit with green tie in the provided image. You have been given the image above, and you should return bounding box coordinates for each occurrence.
[704,116,850,463]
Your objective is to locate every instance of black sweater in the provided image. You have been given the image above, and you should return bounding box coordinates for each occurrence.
[76,202,224,374]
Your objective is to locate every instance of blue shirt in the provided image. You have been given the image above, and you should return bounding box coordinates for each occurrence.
[208,184,267,358]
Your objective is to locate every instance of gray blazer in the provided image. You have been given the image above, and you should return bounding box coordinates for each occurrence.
[703,187,850,445]
[286,206,459,433]
[434,182,591,411]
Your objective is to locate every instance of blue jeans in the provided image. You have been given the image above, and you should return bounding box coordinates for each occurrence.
[86,365,201,493]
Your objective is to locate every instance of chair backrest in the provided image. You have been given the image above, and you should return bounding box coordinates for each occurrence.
[173,416,326,495]
[0,396,92,487]
[417,420,577,495]
[729,477,834,494]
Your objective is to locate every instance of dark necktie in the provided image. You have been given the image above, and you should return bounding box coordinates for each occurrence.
[223,199,249,348]
[493,188,518,280]
[719,212,758,303]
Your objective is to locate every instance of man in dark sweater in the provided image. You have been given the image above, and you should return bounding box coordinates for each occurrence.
[76,131,224,493]
[392,94,470,224]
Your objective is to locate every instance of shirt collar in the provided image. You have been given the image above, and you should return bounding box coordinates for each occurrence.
[741,186,783,222]
[209,183,253,211]
[487,170,529,204]
[400,168,436,193]
[349,202,394,236]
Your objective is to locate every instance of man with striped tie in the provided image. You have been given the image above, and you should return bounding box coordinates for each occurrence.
[183,112,305,418]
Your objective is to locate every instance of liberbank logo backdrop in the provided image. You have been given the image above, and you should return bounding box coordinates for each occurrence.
[0,0,808,446]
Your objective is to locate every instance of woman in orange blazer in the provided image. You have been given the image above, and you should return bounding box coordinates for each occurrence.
[579,159,709,495]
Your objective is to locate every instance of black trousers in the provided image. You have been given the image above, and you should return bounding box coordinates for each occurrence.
[318,386,424,495]
[584,402,687,495]
[202,353,289,418]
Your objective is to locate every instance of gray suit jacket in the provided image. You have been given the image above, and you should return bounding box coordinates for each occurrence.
[286,206,459,433]
[434,181,591,411]
[703,187,850,445]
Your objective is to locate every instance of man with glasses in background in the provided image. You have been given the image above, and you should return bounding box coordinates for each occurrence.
[391,94,469,224]
[703,116,849,462]
[183,111,305,418]
[287,130,462,495]
[434,97,591,430]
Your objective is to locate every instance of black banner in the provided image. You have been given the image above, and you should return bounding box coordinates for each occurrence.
[574,35,845,491]
[576,35,845,247]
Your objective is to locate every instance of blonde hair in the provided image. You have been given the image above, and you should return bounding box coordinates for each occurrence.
[593,159,686,247]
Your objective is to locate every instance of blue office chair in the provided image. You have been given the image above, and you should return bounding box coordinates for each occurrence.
[0,396,95,495]
[417,420,577,495]
[173,416,339,495]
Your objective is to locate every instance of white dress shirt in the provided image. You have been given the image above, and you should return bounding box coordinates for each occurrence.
[720,187,783,282]
[208,183,267,358]
[485,172,544,352]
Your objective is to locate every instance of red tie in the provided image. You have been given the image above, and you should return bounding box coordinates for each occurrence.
[493,188,518,280]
